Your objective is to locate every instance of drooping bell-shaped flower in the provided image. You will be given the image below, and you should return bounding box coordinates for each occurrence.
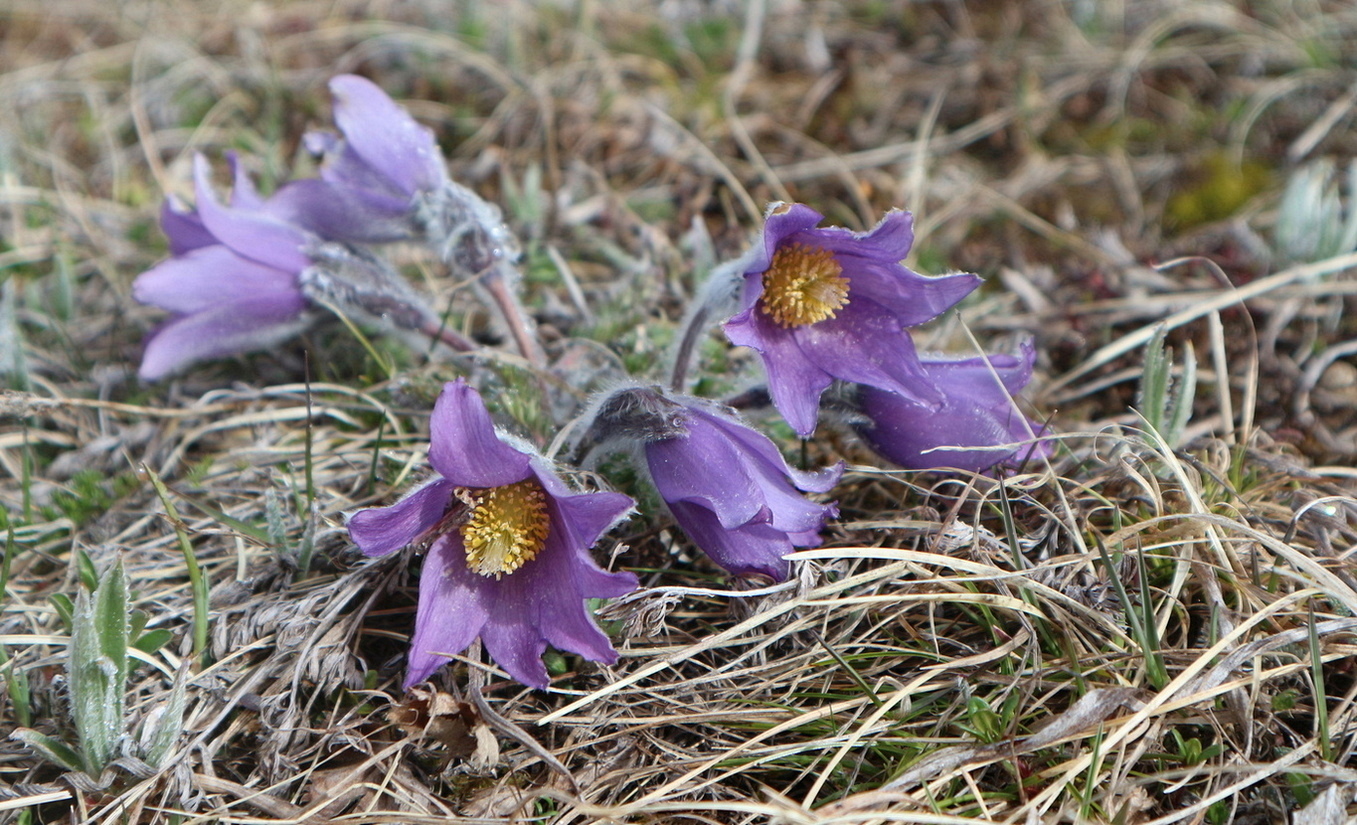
[133,155,313,380]
[286,75,520,275]
[589,386,842,581]
[135,150,470,379]
[856,341,1049,473]
[266,74,452,245]
[284,75,535,361]
[724,203,981,436]
[347,380,637,689]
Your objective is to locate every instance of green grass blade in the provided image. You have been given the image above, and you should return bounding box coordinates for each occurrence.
[144,466,209,668]
[1165,340,1197,447]
[1137,324,1171,434]
[11,729,82,772]
[0,645,31,727]
[175,495,271,544]
[1308,602,1332,762]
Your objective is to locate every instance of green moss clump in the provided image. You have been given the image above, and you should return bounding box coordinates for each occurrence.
[1166,153,1272,231]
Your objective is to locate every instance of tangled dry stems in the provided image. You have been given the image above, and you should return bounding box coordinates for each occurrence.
[3,0,1357,822]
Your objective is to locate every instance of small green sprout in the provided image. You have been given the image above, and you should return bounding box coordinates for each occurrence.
[11,560,187,783]
[1274,158,1357,266]
[1135,324,1197,450]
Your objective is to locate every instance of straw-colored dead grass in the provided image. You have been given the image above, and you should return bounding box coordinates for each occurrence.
[3,0,1357,822]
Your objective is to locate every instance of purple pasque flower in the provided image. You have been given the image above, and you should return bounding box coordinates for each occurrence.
[133,154,313,380]
[319,74,448,205]
[603,388,842,581]
[856,340,1049,473]
[347,380,636,689]
[291,74,520,273]
[724,203,981,437]
[266,74,450,245]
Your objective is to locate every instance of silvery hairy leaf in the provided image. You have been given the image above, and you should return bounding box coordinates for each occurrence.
[69,559,129,775]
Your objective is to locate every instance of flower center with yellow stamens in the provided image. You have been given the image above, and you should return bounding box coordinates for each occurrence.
[459,479,551,579]
[758,243,850,328]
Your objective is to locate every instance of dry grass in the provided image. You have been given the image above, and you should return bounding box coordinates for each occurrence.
[3,0,1357,822]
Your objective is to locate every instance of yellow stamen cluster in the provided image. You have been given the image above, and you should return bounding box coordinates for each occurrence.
[459,479,551,579]
[758,243,850,328]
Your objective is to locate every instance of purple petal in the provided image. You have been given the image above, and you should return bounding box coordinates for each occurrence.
[787,519,832,548]
[133,245,300,314]
[814,218,980,322]
[159,199,215,256]
[857,343,1046,473]
[542,484,635,575]
[822,209,915,258]
[693,408,843,494]
[858,389,1019,472]
[318,147,413,214]
[224,151,265,209]
[647,412,835,534]
[346,478,456,558]
[478,606,551,689]
[844,264,980,326]
[265,178,416,243]
[137,293,310,380]
[668,501,794,581]
[536,473,635,597]
[329,75,446,198]
[646,430,767,531]
[519,530,636,665]
[757,203,828,263]
[793,299,943,405]
[535,587,624,668]
[192,155,311,273]
[426,380,533,487]
[724,308,831,437]
[305,128,410,211]
[918,343,1034,396]
[405,533,491,687]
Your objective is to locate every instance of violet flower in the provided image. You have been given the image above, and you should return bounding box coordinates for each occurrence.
[347,380,636,689]
[284,75,536,360]
[136,150,472,378]
[133,155,312,380]
[289,75,520,273]
[592,387,841,581]
[724,204,981,436]
[856,341,1048,473]
[268,74,451,245]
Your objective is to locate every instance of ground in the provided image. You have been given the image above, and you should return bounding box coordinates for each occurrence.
[2,1,1357,823]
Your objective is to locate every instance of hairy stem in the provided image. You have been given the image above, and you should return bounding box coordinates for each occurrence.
[481,262,546,368]
[418,317,479,354]
[669,302,709,392]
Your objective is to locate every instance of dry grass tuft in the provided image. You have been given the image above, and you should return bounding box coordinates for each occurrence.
[3,1,1357,822]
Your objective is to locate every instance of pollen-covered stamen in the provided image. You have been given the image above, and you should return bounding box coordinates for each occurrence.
[459,479,551,578]
[758,243,849,328]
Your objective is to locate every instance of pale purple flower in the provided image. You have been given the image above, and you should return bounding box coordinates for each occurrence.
[133,155,312,380]
[724,204,981,437]
[292,75,520,273]
[856,341,1049,473]
[319,75,448,204]
[268,74,450,244]
[347,380,636,689]
[639,394,843,581]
